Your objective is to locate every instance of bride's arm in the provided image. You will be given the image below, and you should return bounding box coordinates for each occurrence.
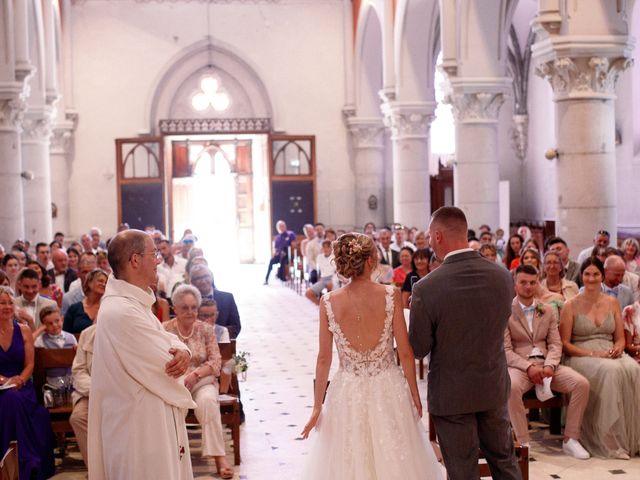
[301,299,333,438]
[392,289,422,417]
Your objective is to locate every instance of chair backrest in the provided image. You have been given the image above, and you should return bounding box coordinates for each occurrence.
[0,441,19,480]
[33,347,77,405]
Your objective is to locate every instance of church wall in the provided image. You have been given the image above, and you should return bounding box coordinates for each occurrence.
[68,0,348,239]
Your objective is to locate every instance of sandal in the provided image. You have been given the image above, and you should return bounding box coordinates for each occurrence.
[217,466,234,479]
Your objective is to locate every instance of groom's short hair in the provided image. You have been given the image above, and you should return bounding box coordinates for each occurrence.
[431,206,467,235]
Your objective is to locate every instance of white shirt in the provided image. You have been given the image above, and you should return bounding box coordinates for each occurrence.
[54,272,65,291]
[518,300,544,358]
[390,241,416,253]
[316,253,336,278]
[157,256,187,296]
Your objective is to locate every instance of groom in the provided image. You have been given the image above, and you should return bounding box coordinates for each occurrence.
[409,207,521,480]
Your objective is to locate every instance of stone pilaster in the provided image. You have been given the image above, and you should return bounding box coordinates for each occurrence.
[346,116,386,228]
[445,78,510,229]
[533,34,634,252]
[381,101,436,228]
[50,111,78,235]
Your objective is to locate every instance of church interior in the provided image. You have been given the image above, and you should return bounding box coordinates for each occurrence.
[2,0,640,478]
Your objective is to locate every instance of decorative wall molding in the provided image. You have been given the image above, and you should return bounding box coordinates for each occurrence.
[381,102,436,140]
[535,55,633,101]
[73,0,285,4]
[510,114,528,162]
[346,117,385,150]
[159,117,271,134]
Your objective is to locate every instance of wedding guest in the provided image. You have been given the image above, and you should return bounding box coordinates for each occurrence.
[560,257,640,458]
[479,244,499,263]
[25,260,62,307]
[305,240,336,305]
[577,230,611,264]
[0,270,9,287]
[34,306,77,381]
[47,248,77,293]
[377,228,399,269]
[14,268,57,331]
[61,252,97,316]
[2,253,20,292]
[602,255,635,310]
[623,301,640,362]
[63,269,107,334]
[401,248,431,308]
[391,226,416,252]
[541,250,579,300]
[324,229,338,242]
[198,299,230,344]
[393,247,414,288]
[546,236,581,285]
[621,238,640,274]
[520,248,541,272]
[151,283,170,323]
[414,230,428,250]
[264,220,296,284]
[96,251,112,275]
[157,239,187,297]
[67,247,80,271]
[70,321,97,466]
[505,265,590,458]
[0,286,55,479]
[164,285,233,479]
[504,233,524,270]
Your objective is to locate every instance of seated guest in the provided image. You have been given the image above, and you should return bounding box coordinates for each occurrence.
[377,228,399,269]
[63,269,107,334]
[479,243,499,263]
[151,283,170,323]
[324,228,337,242]
[0,270,9,287]
[622,238,640,273]
[392,247,414,288]
[47,248,77,293]
[505,265,590,458]
[413,230,428,250]
[546,236,581,285]
[0,286,55,479]
[623,301,640,362]
[14,268,57,331]
[1,253,20,292]
[198,299,230,343]
[363,222,376,239]
[560,257,640,459]
[157,239,187,298]
[520,247,541,272]
[26,260,62,307]
[34,306,77,381]
[602,255,635,310]
[70,321,97,467]
[61,252,97,315]
[504,234,524,270]
[390,225,416,253]
[401,248,431,308]
[190,265,241,338]
[541,250,579,300]
[96,251,112,275]
[264,220,296,284]
[305,240,336,305]
[164,286,233,479]
[577,230,611,264]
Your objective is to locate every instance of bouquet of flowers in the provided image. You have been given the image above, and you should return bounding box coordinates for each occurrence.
[232,351,250,379]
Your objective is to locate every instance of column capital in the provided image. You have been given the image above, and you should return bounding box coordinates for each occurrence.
[346,117,385,150]
[22,107,56,143]
[445,78,511,124]
[51,110,79,155]
[381,101,436,140]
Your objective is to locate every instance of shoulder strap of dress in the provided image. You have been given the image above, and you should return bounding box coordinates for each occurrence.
[384,285,395,326]
[322,292,336,329]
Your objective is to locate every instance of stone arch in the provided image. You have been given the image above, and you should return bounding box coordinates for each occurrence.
[354,3,384,116]
[393,0,440,102]
[147,39,274,134]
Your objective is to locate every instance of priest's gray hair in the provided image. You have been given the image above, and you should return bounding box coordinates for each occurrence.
[172,284,202,308]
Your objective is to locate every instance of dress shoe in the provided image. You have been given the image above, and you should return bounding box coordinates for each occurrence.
[562,438,590,460]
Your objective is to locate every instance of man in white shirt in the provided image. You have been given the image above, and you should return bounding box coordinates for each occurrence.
[576,230,610,264]
[14,268,57,330]
[390,226,416,253]
[62,252,97,315]
[88,230,195,480]
[305,240,336,305]
[157,239,187,297]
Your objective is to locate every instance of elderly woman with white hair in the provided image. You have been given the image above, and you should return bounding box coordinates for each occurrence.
[163,285,233,479]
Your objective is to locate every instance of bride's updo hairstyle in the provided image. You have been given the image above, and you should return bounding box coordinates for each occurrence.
[333,232,376,279]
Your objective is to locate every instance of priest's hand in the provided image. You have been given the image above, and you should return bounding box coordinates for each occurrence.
[166,348,190,378]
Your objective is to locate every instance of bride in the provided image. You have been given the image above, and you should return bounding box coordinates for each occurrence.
[301,233,443,479]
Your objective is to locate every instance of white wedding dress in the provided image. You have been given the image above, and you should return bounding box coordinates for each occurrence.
[303,285,444,479]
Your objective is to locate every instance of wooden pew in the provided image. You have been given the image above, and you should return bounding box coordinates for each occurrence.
[523,388,566,436]
[428,414,529,480]
[185,340,242,465]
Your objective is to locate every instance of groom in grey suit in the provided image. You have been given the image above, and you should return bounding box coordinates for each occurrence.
[409,207,521,480]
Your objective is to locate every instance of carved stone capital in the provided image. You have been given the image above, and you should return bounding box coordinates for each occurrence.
[381,102,436,140]
[446,91,505,124]
[535,55,633,101]
[510,114,528,161]
[22,108,55,143]
[346,117,385,149]
[50,126,74,154]
[0,97,27,132]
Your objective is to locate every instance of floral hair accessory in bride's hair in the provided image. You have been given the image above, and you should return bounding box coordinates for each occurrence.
[348,238,363,255]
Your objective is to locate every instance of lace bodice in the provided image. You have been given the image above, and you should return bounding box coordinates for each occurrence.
[323,285,396,377]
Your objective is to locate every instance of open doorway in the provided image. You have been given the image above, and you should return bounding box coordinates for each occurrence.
[167,134,271,266]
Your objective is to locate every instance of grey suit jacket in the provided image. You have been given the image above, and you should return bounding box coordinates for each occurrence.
[409,251,514,416]
[565,260,581,286]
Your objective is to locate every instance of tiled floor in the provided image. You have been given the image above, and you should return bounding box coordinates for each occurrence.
[53,264,640,479]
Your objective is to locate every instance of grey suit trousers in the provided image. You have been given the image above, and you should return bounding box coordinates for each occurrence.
[431,404,522,480]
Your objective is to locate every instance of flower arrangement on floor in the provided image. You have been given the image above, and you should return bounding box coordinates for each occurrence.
[232,351,250,381]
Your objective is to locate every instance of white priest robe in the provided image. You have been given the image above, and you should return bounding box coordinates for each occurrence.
[88,276,197,480]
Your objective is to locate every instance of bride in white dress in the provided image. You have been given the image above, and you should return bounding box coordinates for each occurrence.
[301,233,443,479]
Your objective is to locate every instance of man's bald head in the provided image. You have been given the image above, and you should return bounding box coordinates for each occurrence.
[604,254,626,288]
[108,229,148,279]
[604,255,625,270]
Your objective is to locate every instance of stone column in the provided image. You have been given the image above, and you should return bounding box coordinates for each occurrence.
[50,112,78,235]
[534,54,632,251]
[446,78,510,229]
[346,117,386,228]
[382,101,436,228]
[0,88,27,247]
[22,106,55,241]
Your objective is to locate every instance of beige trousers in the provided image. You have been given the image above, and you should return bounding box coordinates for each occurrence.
[192,383,226,457]
[70,397,89,466]
[508,365,590,444]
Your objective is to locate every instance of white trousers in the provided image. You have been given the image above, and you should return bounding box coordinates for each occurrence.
[192,383,226,457]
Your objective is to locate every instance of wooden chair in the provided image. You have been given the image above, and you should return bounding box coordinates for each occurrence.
[428,414,529,480]
[523,388,566,435]
[32,348,77,436]
[0,441,19,480]
[185,340,242,465]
